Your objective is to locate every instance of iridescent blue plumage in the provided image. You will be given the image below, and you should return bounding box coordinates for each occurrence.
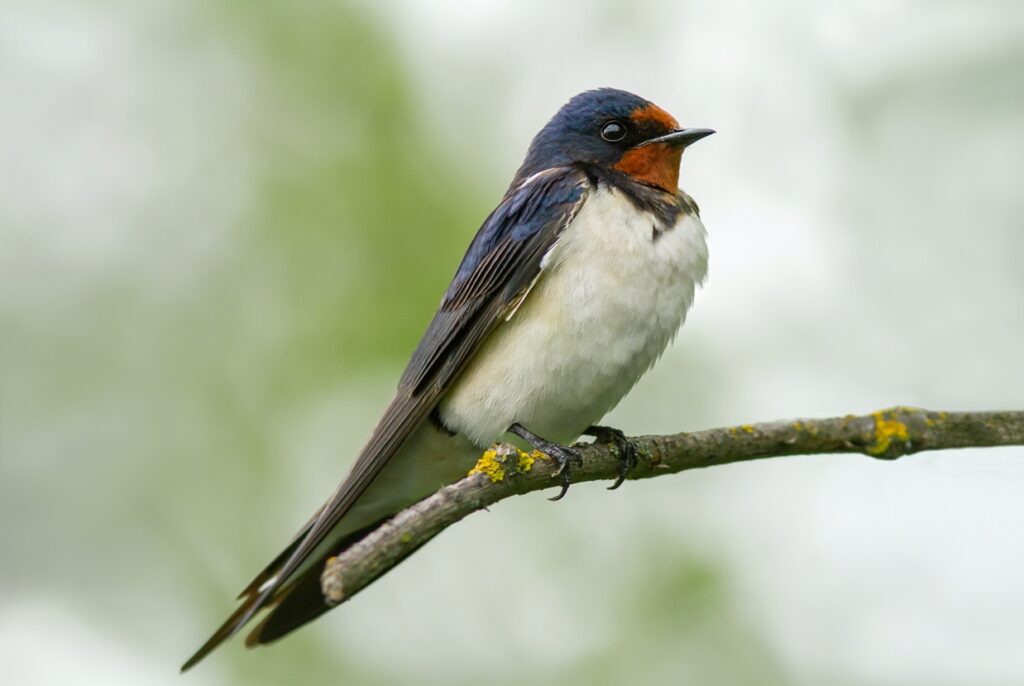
[450,168,586,288]
[182,87,712,671]
[513,88,652,185]
[401,166,589,395]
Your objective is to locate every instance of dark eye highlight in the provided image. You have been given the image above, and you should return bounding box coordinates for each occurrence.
[600,120,627,142]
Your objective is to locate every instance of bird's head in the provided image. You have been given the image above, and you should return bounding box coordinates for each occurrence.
[514,88,713,194]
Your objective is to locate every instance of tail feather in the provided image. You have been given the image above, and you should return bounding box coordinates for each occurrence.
[181,519,384,671]
[180,591,264,672]
[244,518,385,646]
[244,563,333,647]
[235,509,322,600]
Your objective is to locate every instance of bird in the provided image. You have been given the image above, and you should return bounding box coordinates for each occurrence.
[182,87,713,670]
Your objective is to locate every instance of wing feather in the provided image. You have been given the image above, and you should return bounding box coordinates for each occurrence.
[182,165,590,670]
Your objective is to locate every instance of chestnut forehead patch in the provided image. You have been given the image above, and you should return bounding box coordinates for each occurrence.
[629,103,679,132]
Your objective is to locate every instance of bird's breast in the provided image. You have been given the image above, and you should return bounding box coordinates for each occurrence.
[440,184,708,446]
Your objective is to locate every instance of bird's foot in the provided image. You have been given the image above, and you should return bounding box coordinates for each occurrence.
[584,425,638,490]
[508,423,582,501]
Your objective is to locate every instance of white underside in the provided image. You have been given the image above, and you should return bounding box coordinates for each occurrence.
[270,184,708,588]
[439,183,708,446]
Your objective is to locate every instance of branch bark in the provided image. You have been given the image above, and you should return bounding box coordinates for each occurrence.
[320,406,1024,605]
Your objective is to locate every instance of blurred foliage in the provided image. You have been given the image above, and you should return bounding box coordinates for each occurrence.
[0,2,785,685]
[7,0,1021,684]
[202,1,488,396]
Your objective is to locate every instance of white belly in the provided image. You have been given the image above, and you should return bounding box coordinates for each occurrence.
[439,184,708,446]
[261,187,707,594]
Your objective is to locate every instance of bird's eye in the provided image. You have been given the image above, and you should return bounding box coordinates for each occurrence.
[600,120,627,142]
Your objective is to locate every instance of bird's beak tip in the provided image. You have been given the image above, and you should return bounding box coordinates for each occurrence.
[672,128,716,146]
[637,127,715,148]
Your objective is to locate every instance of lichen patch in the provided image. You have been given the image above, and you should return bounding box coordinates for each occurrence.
[468,448,506,482]
[867,411,910,457]
[467,444,538,482]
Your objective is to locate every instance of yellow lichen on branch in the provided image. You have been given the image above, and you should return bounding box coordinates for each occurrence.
[867,409,912,457]
[468,447,505,482]
[321,407,1024,611]
[467,443,540,482]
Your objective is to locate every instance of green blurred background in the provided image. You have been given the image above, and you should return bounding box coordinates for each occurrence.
[2,1,1023,684]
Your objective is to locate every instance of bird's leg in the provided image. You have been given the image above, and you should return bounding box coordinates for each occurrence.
[508,423,583,502]
[583,425,638,490]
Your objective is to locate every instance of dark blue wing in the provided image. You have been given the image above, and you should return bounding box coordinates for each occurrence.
[181,165,591,670]
[400,165,590,393]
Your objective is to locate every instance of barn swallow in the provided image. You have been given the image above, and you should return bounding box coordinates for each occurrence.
[182,88,713,670]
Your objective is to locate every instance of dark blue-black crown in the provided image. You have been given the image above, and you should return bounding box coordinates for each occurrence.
[513,88,653,184]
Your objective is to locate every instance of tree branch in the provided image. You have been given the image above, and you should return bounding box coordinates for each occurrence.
[320,406,1024,605]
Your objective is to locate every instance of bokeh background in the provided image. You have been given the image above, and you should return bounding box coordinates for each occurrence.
[3,1,1023,684]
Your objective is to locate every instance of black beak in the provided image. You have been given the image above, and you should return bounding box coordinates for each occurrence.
[637,127,715,148]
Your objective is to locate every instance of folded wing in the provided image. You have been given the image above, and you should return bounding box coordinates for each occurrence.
[181,165,591,670]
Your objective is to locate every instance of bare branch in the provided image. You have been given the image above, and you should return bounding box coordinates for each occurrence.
[321,406,1024,605]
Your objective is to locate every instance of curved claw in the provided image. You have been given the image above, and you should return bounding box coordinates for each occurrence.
[506,423,583,502]
[548,473,571,501]
[586,425,638,491]
[607,444,638,490]
[545,445,582,501]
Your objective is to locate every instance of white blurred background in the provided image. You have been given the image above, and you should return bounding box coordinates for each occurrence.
[2,1,1023,684]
